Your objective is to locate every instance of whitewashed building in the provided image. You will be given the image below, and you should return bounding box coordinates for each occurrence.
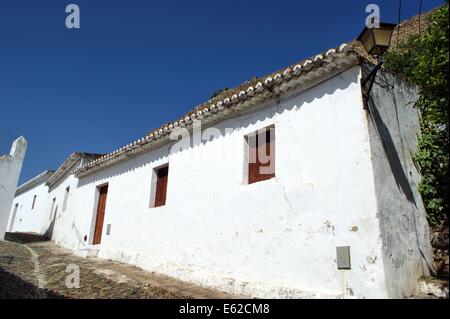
[6,43,434,298]
[7,170,53,235]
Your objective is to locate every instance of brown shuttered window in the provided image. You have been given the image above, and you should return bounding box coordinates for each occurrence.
[248,127,275,184]
[154,165,169,207]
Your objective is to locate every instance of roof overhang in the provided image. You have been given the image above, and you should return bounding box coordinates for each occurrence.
[47,153,104,187]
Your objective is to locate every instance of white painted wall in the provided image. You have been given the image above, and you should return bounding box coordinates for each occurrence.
[53,66,390,298]
[8,178,51,234]
[48,160,86,250]
[0,136,27,240]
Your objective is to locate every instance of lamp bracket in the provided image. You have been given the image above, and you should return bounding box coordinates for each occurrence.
[361,61,383,108]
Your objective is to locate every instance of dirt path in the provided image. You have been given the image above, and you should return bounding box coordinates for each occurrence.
[0,240,236,299]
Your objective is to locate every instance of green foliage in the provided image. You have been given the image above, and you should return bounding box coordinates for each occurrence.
[384,34,421,78]
[384,4,449,225]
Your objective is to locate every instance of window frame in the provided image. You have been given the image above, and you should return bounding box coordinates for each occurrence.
[150,164,169,208]
[62,186,70,212]
[49,197,56,220]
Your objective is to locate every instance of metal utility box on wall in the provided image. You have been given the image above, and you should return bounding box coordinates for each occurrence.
[336,246,351,269]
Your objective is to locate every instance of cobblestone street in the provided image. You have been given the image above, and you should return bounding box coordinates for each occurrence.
[0,240,235,299]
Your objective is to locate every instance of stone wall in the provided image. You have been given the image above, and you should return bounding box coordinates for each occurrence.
[365,67,434,297]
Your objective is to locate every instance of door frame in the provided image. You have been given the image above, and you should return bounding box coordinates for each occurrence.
[8,203,19,232]
[90,183,109,245]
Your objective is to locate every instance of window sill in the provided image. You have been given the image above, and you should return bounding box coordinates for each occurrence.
[149,205,167,210]
[243,176,276,186]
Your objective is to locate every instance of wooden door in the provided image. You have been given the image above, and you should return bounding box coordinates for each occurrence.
[93,185,108,245]
[154,166,169,207]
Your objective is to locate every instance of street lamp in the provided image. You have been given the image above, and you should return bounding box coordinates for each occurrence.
[357,23,397,59]
[357,22,397,107]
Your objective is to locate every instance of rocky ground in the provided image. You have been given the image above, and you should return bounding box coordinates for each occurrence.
[1,239,447,299]
[0,240,235,299]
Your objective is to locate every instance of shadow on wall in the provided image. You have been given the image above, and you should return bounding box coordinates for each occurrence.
[44,206,58,240]
[77,70,356,188]
[366,91,417,207]
[72,221,89,249]
[41,211,87,249]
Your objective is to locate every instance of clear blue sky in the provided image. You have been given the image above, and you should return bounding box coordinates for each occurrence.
[0,0,444,184]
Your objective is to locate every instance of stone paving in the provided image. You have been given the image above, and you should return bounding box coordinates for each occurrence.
[0,240,236,299]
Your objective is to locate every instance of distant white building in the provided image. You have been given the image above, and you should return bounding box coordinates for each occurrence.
[7,170,53,234]
[6,43,434,298]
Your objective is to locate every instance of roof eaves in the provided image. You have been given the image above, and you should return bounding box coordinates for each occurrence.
[47,152,104,187]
